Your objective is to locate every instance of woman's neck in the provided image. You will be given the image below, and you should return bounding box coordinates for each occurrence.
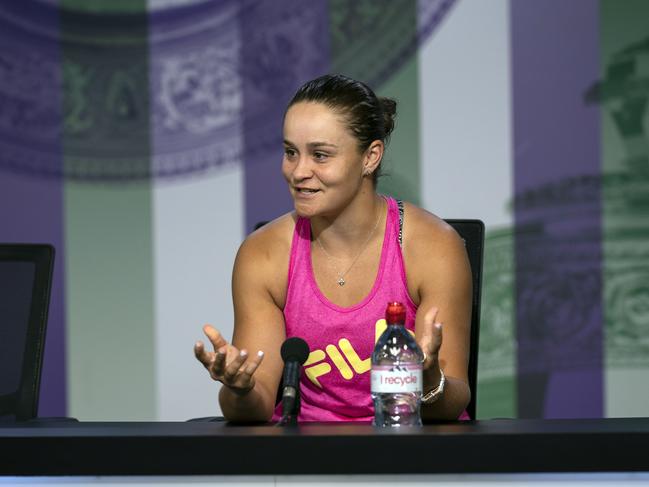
[310,191,385,256]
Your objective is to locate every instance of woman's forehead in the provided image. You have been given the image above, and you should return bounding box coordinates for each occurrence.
[284,102,350,140]
[285,101,340,122]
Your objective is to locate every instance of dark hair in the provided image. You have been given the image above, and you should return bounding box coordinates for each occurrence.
[287,74,397,182]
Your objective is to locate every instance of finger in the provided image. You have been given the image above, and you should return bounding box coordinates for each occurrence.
[432,322,443,352]
[423,307,439,328]
[421,342,434,368]
[420,329,443,370]
[417,307,437,360]
[423,324,443,358]
[203,325,229,351]
[223,344,241,364]
[194,341,213,367]
[419,307,438,343]
[242,350,265,376]
[223,349,249,383]
[210,348,228,377]
[234,351,264,391]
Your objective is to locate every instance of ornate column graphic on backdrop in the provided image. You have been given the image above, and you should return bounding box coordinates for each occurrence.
[150,1,244,178]
[0,0,455,185]
[0,3,63,178]
[478,3,649,419]
[0,1,247,180]
[586,33,649,413]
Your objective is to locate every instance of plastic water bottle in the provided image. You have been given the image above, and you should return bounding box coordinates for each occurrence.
[371,301,424,427]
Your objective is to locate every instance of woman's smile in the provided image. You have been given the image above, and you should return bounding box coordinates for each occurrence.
[294,186,321,198]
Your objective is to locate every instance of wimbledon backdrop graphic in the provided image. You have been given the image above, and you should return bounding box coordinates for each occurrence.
[0,0,647,420]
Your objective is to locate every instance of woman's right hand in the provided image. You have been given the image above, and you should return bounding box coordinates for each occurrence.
[194,324,265,396]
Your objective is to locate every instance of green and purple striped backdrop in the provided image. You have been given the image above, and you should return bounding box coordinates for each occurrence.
[0,0,647,420]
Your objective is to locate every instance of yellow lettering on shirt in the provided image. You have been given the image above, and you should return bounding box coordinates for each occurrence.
[339,338,370,374]
[305,349,326,366]
[326,344,353,380]
[303,350,329,388]
[304,362,331,388]
[303,318,417,388]
[375,319,387,343]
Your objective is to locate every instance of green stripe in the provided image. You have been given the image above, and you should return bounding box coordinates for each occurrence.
[377,57,422,205]
[329,0,421,204]
[477,229,516,419]
[62,1,156,420]
[599,0,649,417]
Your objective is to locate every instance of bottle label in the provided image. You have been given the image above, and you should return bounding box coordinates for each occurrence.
[371,365,423,393]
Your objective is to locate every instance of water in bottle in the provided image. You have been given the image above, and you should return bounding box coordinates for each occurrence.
[371,301,424,427]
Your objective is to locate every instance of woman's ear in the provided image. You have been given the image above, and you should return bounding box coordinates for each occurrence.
[363,140,384,177]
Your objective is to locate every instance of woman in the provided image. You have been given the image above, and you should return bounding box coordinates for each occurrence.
[194,74,472,422]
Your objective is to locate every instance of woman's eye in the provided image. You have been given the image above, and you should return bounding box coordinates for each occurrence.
[313,152,328,161]
[284,148,296,158]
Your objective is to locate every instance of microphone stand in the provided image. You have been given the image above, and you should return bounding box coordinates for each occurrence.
[278,386,300,426]
[278,361,302,426]
[276,337,309,427]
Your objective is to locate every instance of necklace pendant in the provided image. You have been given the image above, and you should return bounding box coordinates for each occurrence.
[337,277,346,286]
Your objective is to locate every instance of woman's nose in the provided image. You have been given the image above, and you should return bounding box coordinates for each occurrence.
[292,156,313,180]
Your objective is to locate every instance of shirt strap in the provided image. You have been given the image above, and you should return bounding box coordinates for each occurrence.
[396,199,404,248]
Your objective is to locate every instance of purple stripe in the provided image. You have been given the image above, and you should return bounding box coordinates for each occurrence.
[511,0,603,418]
[148,1,244,180]
[241,0,330,233]
[0,3,66,415]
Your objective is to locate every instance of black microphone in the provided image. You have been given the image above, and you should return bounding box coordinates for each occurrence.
[279,337,310,423]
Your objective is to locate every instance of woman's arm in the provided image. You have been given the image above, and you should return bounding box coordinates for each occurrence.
[403,205,472,420]
[195,220,290,422]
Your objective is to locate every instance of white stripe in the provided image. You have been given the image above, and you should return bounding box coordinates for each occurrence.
[418,0,515,419]
[153,165,243,420]
[419,0,512,229]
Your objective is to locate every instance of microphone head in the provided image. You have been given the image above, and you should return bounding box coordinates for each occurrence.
[280,337,310,364]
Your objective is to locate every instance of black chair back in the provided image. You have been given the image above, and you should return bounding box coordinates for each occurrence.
[0,244,54,420]
[444,219,484,420]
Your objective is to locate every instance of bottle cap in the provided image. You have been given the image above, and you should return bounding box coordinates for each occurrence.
[385,301,406,325]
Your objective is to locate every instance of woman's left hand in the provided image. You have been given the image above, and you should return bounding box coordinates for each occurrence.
[418,307,444,385]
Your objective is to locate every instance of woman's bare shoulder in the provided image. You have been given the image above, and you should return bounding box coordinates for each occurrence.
[236,212,295,264]
[402,203,461,245]
[234,212,297,304]
[401,202,466,268]
[400,202,471,306]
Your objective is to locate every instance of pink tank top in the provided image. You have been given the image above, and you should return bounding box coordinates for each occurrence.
[273,196,417,422]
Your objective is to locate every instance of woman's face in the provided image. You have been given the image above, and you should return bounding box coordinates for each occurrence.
[282,102,366,218]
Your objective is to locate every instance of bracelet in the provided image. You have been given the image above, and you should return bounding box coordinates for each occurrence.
[421,368,445,404]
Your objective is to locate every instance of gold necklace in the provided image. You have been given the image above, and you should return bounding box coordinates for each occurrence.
[315,203,382,287]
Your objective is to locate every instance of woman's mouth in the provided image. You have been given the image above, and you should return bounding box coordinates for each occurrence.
[295,187,320,196]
